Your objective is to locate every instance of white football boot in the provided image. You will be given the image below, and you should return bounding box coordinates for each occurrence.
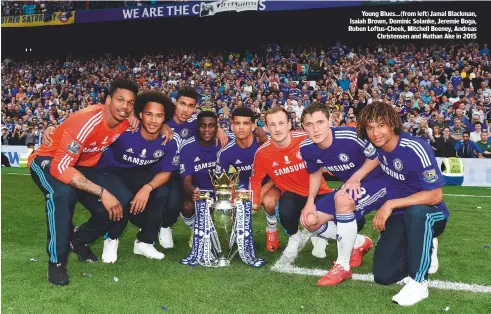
[284,232,302,258]
[102,238,119,264]
[392,277,429,306]
[133,240,165,260]
[159,227,174,249]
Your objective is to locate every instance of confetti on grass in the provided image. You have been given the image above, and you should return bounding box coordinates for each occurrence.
[30,258,37,262]
[113,277,119,282]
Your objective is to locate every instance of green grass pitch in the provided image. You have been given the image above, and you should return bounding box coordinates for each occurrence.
[2,167,491,313]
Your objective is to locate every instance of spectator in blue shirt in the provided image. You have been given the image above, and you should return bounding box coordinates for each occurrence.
[479,44,489,56]
[455,131,483,158]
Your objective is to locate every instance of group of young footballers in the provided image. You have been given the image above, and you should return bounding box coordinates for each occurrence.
[28,78,448,306]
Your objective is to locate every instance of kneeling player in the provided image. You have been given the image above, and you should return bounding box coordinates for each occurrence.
[250,107,333,258]
[28,79,138,285]
[99,91,179,263]
[357,101,448,306]
[180,111,221,228]
[300,103,379,286]
[216,107,281,251]
[163,88,229,248]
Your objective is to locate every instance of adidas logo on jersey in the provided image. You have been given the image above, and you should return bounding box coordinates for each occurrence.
[89,142,97,146]
[317,159,323,164]
[235,159,242,164]
[126,148,134,153]
[272,161,279,167]
[194,156,201,162]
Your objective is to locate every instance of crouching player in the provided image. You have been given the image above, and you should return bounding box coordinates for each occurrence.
[99,91,180,262]
[164,88,229,248]
[357,101,448,306]
[216,107,281,251]
[249,107,333,258]
[299,102,379,286]
[180,111,221,229]
[28,79,138,285]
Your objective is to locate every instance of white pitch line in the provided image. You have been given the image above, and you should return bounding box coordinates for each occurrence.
[443,194,491,198]
[3,173,30,176]
[272,265,491,293]
[271,230,491,294]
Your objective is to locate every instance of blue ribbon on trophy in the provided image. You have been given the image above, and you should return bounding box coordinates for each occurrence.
[180,194,212,266]
[235,198,265,267]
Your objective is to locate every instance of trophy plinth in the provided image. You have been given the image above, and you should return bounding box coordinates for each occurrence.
[216,258,230,267]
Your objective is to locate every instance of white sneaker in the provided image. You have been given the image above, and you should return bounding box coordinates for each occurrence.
[428,238,439,274]
[284,232,301,258]
[392,278,429,306]
[311,235,328,258]
[102,238,119,264]
[159,227,174,249]
[133,240,165,260]
[397,276,410,285]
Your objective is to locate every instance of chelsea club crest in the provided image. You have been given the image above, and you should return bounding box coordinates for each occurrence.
[180,128,189,138]
[338,153,349,163]
[393,158,403,171]
[153,150,164,159]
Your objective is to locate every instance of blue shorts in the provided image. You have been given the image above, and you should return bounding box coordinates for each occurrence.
[315,177,389,218]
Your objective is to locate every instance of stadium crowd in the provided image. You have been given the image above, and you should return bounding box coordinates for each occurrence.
[2,42,491,158]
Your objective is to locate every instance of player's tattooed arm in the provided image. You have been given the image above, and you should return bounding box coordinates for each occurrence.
[68,170,102,196]
[69,170,123,221]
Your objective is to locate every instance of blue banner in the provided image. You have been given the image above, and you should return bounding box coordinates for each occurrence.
[75,1,364,24]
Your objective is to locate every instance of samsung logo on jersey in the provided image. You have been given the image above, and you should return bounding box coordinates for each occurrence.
[195,161,216,172]
[83,145,109,153]
[237,165,252,172]
[322,162,355,172]
[380,163,406,181]
[273,162,305,176]
[122,155,159,166]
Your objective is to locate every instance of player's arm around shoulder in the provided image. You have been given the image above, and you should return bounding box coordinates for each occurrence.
[216,127,229,148]
[250,146,268,209]
[178,140,198,200]
[49,119,123,221]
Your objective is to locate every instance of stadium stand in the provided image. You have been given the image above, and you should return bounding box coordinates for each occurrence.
[2,42,490,156]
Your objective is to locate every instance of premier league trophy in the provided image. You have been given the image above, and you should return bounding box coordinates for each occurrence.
[208,169,240,266]
[180,167,265,268]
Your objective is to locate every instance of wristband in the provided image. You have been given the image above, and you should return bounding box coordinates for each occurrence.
[97,187,105,202]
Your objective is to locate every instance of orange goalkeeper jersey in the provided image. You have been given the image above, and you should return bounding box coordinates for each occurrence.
[28,105,129,184]
[249,131,332,206]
